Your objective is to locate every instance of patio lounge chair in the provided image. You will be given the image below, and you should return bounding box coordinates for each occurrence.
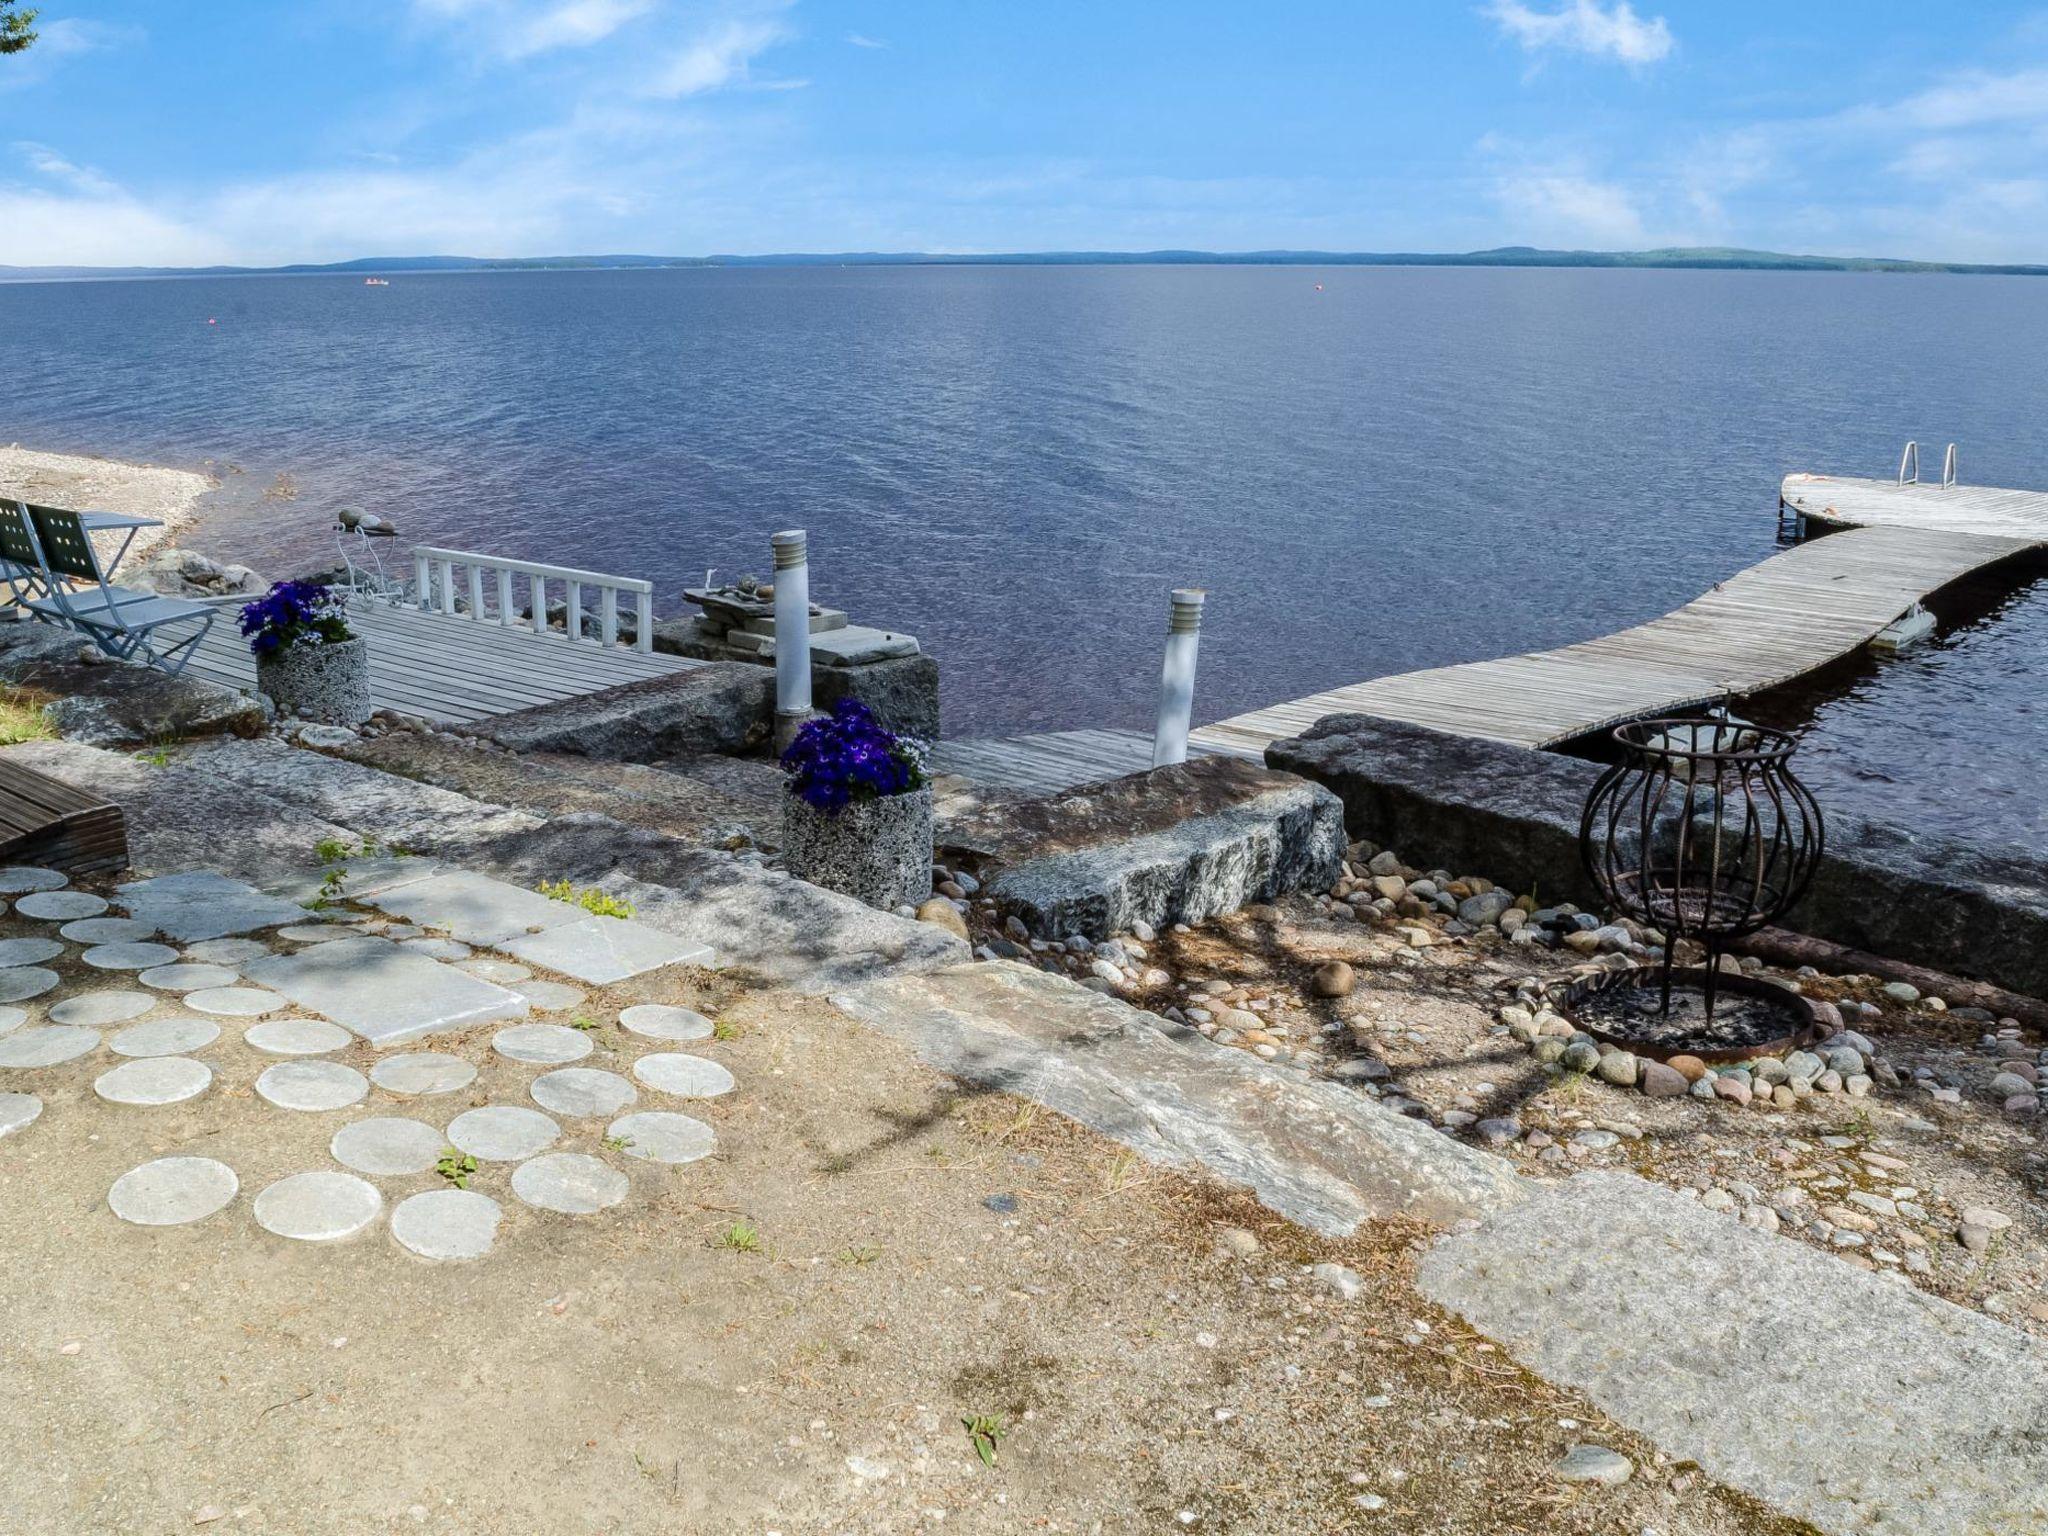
[13,503,215,675]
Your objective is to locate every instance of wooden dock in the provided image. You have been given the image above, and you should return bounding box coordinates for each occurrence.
[1186,473,2048,756]
[933,728,1215,795]
[184,598,701,725]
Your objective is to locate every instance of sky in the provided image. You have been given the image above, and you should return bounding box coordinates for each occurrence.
[4,1,2048,267]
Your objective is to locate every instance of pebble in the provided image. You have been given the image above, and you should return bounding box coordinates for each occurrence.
[1310,1262,1365,1301]
[1556,1444,1634,1485]
[1573,1130,1620,1151]
[1311,961,1355,998]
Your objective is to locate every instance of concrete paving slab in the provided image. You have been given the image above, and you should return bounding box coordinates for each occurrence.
[448,1105,559,1162]
[47,991,153,1027]
[0,867,66,894]
[15,891,106,921]
[245,1018,354,1055]
[139,963,239,992]
[253,1171,382,1242]
[0,1025,98,1067]
[513,980,586,1013]
[369,1052,477,1097]
[0,968,59,1002]
[243,936,528,1046]
[0,937,65,967]
[331,1117,446,1177]
[255,1060,369,1112]
[511,1152,628,1214]
[529,1067,636,1118]
[1417,1171,2048,1536]
[185,987,287,1018]
[500,916,711,986]
[59,918,157,945]
[108,1156,237,1226]
[401,938,473,961]
[94,1056,212,1106]
[607,1111,714,1165]
[491,1024,591,1065]
[180,938,270,965]
[0,1090,41,1138]
[115,871,306,943]
[366,870,584,947]
[631,1053,735,1099]
[0,1005,23,1036]
[108,1017,220,1057]
[390,1188,500,1260]
[81,942,180,972]
[618,1004,713,1042]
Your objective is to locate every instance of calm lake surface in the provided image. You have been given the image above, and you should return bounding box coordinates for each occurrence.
[3,265,2046,851]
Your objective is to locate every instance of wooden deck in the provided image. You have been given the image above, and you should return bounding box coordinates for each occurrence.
[1188,474,2048,758]
[932,728,1224,795]
[183,599,701,725]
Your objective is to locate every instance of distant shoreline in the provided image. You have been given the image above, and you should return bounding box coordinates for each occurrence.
[6,244,2048,284]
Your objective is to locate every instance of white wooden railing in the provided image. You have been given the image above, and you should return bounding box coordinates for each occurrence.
[411,547,654,653]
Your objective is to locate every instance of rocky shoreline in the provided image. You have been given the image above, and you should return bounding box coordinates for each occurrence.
[0,444,217,566]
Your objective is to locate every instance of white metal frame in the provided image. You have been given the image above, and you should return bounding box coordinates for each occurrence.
[410,546,655,653]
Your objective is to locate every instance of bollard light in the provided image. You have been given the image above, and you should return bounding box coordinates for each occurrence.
[771,529,812,738]
[1152,588,1205,768]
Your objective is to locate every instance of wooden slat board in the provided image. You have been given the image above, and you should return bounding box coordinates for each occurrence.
[184,599,702,726]
[933,728,1230,795]
[1190,500,2044,756]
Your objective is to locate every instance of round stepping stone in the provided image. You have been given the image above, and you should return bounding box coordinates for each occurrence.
[516,981,587,1014]
[0,1025,99,1067]
[617,1004,714,1042]
[275,924,356,943]
[632,1053,736,1099]
[607,1111,715,1165]
[492,1024,592,1065]
[0,1005,24,1037]
[186,986,286,1017]
[244,1018,352,1055]
[0,937,64,967]
[181,937,270,965]
[512,1152,628,1215]
[49,992,155,1029]
[108,1156,238,1226]
[109,1017,220,1057]
[256,1060,369,1112]
[369,1052,476,1097]
[0,968,59,1003]
[139,962,240,993]
[530,1067,637,1118]
[253,1171,383,1242]
[402,938,472,961]
[15,890,106,921]
[332,1116,446,1176]
[0,867,66,894]
[391,1188,501,1260]
[447,1104,559,1162]
[82,941,180,971]
[0,1090,41,1138]
[62,916,158,945]
[95,1056,212,1106]
[459,957,531,984]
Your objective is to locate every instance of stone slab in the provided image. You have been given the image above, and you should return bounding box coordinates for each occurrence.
[139,963,240,993]
[243,936,528,1047]
[95,1056,212,1106]
[512,979,586,1013]
[618,1004,713,1042]
[115,870,306,943]
[631,1053,735,1099]
[109,1017,220,1057]
[0,867,66,894]
[512,1152,629,1214]
[109,1156,238,1226]
[1416,1171,2048,1536]
[448,1105,559,1162]
[0,1090,41,1138]
[253,1171,382,1242]
[0,1005,23,1036]
[81,942,181,972]
[366,870,586,947]
[180,938,271,965]
[400,937,473,961]
[0,937,65,967]
[185,986,287,1018]
[491,1024,592,1065]
[49,990,157,1028]
[391,1188,501,1260]
[0,1025,99,1067]
[500,916,711,986]
[14,890,106,921]
[255,1060,370,1112]
[331,1117,446,1176]
[607,1111,715,1165]
[60,918,158,945]
[0,968,60,1003]
[245,1018,354,1055]
[834,961,1527,1237]
[529,1067,637,1118]
[459,957,531,984]
[369,1052,477,1097]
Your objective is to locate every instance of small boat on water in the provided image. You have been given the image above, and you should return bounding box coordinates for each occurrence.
[363,277,390,286]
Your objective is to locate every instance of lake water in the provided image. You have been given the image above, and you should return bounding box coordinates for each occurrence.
[3,265,2045,852]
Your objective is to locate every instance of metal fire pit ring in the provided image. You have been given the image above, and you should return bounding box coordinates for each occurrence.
[1557,966,1825,1064]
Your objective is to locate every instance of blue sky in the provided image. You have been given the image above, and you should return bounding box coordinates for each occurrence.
[5,1,2048,266]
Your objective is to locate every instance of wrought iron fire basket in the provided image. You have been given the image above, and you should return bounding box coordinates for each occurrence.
[1579,716,1824,1025]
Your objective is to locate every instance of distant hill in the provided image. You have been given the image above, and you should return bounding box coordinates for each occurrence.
[4,245,2045,281]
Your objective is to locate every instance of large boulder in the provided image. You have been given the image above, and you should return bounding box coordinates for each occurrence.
[480,664,772,762]
[133,547,263,598]
[958,756,1345,941]
[0,620,267,746]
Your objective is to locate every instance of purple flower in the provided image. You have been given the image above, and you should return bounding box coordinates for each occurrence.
[781,699,927,813]
[239,580,354,656]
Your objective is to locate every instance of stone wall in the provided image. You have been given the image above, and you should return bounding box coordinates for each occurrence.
[1269,715,2048,1002]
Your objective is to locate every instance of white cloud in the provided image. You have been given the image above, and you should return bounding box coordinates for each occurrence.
[1493,171,1649,245]
[1484,0,1673,68]
[845,33,886,49]
[1888,67,2048,131]
[411,0,655,62]
[644,17,790,97]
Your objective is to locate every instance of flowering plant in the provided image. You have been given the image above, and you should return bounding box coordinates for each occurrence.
[238,579,355,656]
[781,699,928,813]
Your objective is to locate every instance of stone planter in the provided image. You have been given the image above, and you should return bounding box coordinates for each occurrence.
[782,787,933,911]
[255,636,371,725]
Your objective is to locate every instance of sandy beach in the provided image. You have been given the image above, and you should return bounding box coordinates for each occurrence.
[0,445,216,566]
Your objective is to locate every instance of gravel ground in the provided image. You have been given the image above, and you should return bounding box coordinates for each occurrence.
[0,445,217,566]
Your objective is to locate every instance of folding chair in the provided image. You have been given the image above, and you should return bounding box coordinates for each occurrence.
[21,504,216,675]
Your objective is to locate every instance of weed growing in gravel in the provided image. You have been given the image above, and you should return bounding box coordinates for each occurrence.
[569,1014,600,1031]
[716,1220,762,1253]
[536,880,633,919]
[712,1017,740,1042]
[602,1133,634,1153]
[0,688,53,746]
[436,1150,478,1189]
[962,1414,1006,1468]
[838,1242,882,1266]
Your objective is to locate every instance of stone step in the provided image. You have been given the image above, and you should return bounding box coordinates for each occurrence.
[1417,1170,2048,1536]
[832,960,1526,1236]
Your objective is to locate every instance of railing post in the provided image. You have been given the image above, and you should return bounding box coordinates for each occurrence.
[530,573,547,635]
[496,567,515,627]
[413,552,431,610]
[771,529,813,748]
[635,590,654,654]
[600,587,619,648]
[1943,442,1958,489]
[1152,588,1206,768]
[467,564,485,624]
[567,580,584,642]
